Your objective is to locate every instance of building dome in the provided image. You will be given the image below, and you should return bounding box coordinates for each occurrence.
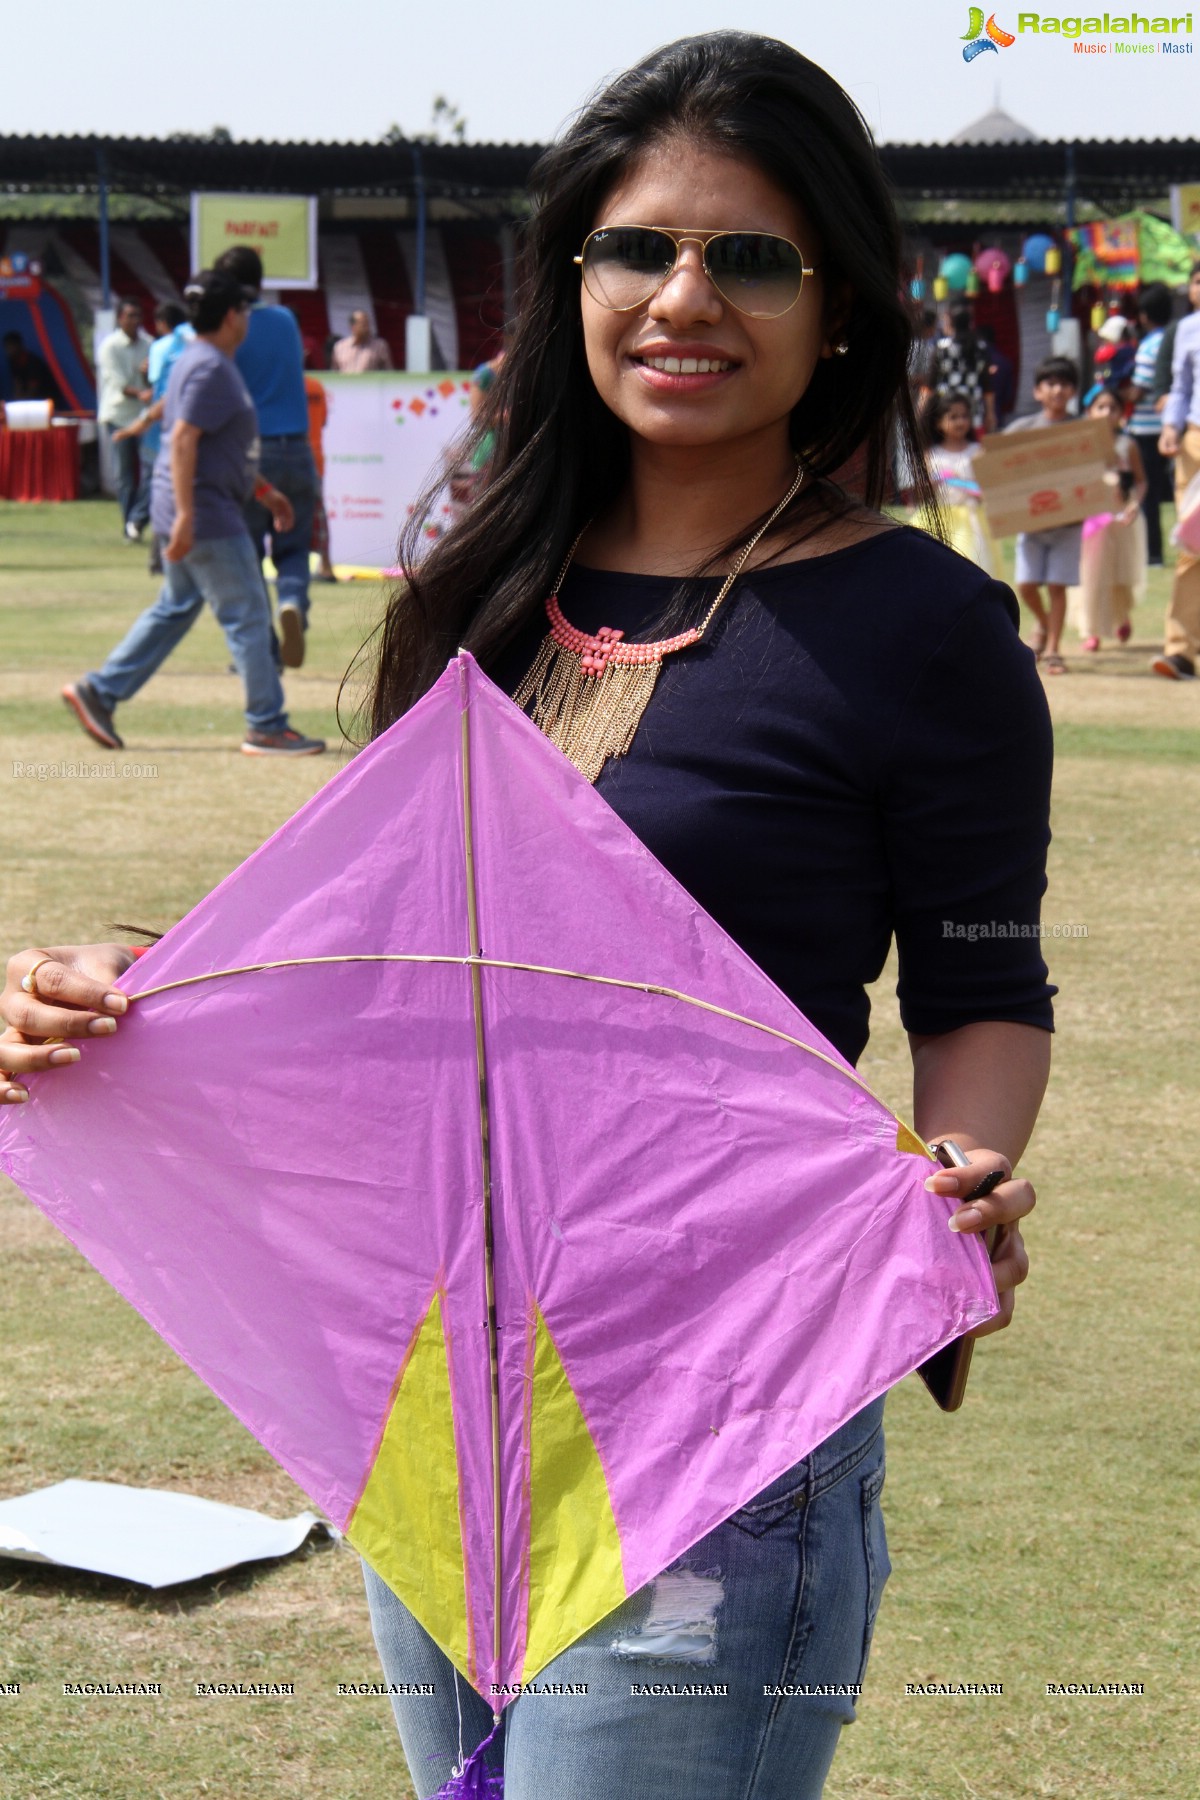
[950,106,1040,145]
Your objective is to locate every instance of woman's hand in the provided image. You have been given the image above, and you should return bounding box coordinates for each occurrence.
[1,946,135,1103]
[923,1148,1034,1337]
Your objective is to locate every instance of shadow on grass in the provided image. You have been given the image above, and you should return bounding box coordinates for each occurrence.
[0,1531,339,1614]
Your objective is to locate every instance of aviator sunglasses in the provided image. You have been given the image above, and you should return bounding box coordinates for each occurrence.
[575,226,814,320]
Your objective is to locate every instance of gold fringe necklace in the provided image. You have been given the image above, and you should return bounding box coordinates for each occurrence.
[513,460,805,784]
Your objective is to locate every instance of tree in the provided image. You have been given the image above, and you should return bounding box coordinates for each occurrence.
[378,98,468,146]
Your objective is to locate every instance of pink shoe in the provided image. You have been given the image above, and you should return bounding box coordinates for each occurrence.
[1116,622,1132,643]
[1082,636,1100,652]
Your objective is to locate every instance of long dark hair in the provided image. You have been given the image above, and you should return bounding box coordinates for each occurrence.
[364,31,937,737]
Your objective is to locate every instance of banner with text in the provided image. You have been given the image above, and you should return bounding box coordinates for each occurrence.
[315,371,474,570]
[191,194,318,289]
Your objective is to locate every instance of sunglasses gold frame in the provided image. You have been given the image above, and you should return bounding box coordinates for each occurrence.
[574,226,815,320]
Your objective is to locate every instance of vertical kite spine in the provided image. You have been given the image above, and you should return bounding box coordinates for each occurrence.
[459,659,504,1707]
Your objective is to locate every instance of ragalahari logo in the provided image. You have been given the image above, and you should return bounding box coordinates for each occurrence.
[962,8,1017,56]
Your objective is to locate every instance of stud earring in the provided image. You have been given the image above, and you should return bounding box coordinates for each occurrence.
[833,341,850,356]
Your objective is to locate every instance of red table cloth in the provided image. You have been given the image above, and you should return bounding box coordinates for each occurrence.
[0,425,81,501]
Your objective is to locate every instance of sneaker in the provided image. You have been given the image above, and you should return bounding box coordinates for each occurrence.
[1116,622,1132,643]
[62,680,123,749]
[1082,636,1100,652]
[278,602,306,669]
[241,727,325,757]
[1150,653,1196,681]
[124,519,143,542]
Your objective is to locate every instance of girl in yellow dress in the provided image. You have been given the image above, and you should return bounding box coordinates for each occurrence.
[917,391,999,575]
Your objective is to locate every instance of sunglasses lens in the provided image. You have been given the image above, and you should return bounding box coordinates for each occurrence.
[705,234,805,317]
[582,228,677,309]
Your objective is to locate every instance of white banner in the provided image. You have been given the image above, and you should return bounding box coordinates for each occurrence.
[315,370,473,570]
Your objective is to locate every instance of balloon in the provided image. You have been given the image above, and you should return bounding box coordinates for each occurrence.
[1044,246,1062,276]
[940,253,973,292]
[910,276,925,301]
[1013,259,1029,287]
[1091,302,1108,332]
[1046,308,1060,334]
[974,247,1011,282]
[932,276,949,302]
[1021,233,1055,274]
[987,266,1005,294]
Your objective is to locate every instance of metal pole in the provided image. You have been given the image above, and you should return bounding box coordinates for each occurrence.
[97,145,112,309]
[1063,143,1076,295]
[413,142,427,316]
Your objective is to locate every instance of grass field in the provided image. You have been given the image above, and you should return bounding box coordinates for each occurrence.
[2,500,1198,1800]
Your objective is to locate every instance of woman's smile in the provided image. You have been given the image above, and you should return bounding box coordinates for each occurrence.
[627,339,741,388]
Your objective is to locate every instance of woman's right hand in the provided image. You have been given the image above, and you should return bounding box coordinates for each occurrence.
[1,946,135,1103]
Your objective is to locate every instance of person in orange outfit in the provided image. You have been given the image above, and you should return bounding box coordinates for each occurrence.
[304,373,336,582]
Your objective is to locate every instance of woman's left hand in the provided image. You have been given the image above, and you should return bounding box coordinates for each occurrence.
[923,1149,1034,1337]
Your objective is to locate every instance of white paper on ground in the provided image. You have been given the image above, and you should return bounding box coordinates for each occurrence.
[0,1480,336,1587]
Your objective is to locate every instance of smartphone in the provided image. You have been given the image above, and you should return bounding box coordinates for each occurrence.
[916,1139,1002,1413]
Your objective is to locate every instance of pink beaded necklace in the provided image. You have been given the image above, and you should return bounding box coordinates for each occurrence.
[513,461,804,784]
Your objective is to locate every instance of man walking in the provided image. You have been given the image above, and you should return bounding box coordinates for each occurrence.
[62,269,324,758]
[97,298,152,539]
[213,246,316,669]
[1152,261,1200,682]
[332,309,393,372]
[1128,285,1174,568]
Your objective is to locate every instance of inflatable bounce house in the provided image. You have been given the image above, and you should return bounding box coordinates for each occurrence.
[0,254,95,413]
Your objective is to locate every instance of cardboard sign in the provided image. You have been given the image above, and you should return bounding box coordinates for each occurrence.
[974,417,1115,539]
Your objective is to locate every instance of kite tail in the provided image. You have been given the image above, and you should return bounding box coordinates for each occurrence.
[430,1718,505,1799]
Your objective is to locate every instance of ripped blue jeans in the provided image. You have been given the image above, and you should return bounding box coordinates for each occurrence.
[362,1395,889,1800]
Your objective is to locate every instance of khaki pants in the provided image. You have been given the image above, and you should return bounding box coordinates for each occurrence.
[1164,424,1200,660]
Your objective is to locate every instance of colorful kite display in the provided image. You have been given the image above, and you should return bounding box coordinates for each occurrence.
[1068,212,1195,292]
[0,655,997,1715]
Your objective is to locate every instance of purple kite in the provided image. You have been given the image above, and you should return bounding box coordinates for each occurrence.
[0,653,997,1711]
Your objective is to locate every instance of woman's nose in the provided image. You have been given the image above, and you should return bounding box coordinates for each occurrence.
[647,242,724,326]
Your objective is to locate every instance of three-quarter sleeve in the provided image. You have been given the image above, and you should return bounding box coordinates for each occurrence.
[879,582,1056,1038]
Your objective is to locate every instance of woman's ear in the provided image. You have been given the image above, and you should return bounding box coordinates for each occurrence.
[819,281,854,360]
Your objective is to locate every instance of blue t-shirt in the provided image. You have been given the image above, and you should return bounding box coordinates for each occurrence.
[151,339,260,541]
[144,322,195,456]
[233,304,307,437]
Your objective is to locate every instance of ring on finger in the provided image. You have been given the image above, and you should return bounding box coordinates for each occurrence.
[20,957,54,998]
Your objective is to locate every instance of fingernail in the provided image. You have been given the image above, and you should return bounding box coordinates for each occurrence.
[102,992,128,1015]
[924,1174,956,1193]
[88,1017,118,1035]
[949,1207,983,1233]
[3,1085,28,1104]
[48,1047,82,1065]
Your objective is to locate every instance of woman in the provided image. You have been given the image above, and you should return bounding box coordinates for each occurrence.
[1,33,1051,1800]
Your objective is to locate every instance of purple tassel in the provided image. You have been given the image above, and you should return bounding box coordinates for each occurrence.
[430,1717,504,1799]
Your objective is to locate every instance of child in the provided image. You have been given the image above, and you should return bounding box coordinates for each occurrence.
[1068,385,1147,651]
[1008,355,1082,674]
[916,389,999,574]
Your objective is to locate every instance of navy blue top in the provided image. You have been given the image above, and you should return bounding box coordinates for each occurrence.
[494,526,1056,1068]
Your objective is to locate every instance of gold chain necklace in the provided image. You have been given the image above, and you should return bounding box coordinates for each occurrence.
[513,460,805,783]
